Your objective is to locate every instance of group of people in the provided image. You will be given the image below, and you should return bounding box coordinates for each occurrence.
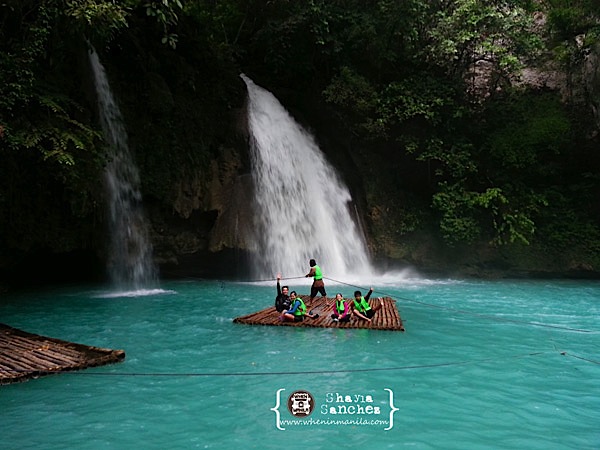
[331,288,384,323]
[275,259,384,324]
[275,274,320,322]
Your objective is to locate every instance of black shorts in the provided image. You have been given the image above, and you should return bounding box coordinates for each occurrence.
[293,315,304,322]
[310,285,327,298]
[364,309,376,319]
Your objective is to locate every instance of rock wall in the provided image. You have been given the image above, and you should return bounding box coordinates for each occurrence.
[147,102,258,276]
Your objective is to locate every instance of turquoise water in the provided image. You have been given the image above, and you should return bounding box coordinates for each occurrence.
[1,277,598,449]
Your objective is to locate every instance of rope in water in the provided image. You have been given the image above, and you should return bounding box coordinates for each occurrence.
[322,276,596,334]
[120,271,598,334]
[8,350,595,379]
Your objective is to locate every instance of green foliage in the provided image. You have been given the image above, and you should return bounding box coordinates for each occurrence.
[545,0,600,67]
[432,183,546,246]
[0,3,50,114]
[0,0,109,254]
[421,0,543,77]
[63,0,184,48]
[420,88,581,247]
[66,0,130,44]
[245,0,346,82]
[0,3,104,178]
[322,66,382,137]
[9,93,102,179]
[376,75,459,128]
[546,0,599,39]
[484,92,571,172]
[417,140,478,179]
[432,183,483,244]
[143,0,183,48]
[312,2,573,250]
[536,185,600,267]
[183,0,245,47]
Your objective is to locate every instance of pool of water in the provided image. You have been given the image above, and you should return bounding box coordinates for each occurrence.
[1,277,598,449]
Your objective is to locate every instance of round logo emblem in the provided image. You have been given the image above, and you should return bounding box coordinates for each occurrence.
[287,390,315,417]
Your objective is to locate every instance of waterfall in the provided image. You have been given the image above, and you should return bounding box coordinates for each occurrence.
[89,47,157,290]
[242,75,373,280]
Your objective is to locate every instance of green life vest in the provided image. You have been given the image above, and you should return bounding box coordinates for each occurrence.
[314,265,323,280]
[293,298,307,316]
[353,297,371,313]
[336,300,346,314]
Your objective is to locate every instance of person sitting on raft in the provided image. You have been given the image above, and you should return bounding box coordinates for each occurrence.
[331,293,351,323]
[352,287,384,323]
[280,291,320,322]
[275,273,292,313]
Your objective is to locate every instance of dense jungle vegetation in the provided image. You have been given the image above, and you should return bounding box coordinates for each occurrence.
[1,0,599,282]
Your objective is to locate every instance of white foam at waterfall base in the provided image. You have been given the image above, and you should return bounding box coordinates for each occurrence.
[242,75,374,280]
[89,47,157,290]
[94,288,176,299]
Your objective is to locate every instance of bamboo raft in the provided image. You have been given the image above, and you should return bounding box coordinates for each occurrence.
[234,295,405,331]
[0,323,125,385]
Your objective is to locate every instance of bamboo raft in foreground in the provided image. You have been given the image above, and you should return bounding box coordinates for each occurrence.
[234,295,405,331]
[0,323,125,385]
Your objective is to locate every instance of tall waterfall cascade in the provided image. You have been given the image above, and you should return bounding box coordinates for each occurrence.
[89,47,157,290]
[242,75,373,280]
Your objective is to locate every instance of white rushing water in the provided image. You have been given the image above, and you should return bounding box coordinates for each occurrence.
[89,47,157,290]
[242,75,373,280]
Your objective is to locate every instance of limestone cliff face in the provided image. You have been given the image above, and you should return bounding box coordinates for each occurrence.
[150,148,256,264]
[149,105,258,271]
[205,156,256,253]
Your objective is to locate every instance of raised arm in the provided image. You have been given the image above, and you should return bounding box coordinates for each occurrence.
[276,273,282,295]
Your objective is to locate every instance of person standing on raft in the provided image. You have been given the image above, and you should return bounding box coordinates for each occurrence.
[305,259,326,305]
